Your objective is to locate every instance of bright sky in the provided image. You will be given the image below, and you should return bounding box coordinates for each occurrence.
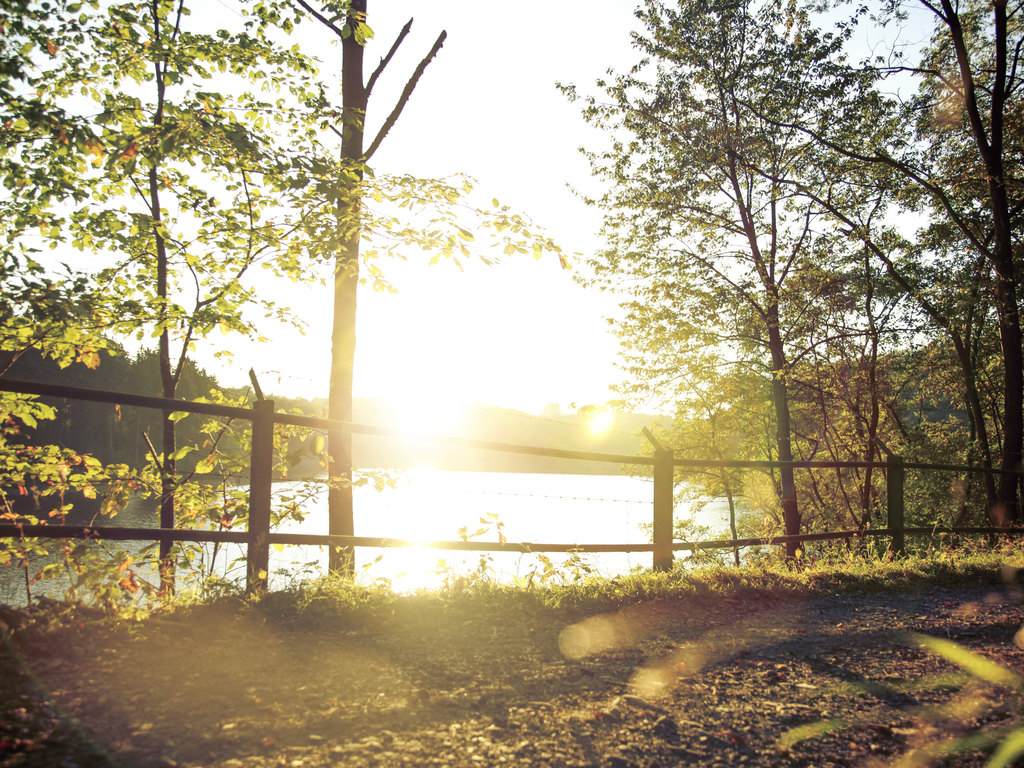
[199,0,643,415]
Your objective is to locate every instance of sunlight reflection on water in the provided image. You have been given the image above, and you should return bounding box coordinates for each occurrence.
[256,469,735,592]
[0,469,737,601]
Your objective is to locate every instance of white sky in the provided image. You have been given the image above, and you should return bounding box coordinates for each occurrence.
[201,0,645,414]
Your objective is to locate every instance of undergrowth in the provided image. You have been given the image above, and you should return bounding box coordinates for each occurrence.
[3,542,1022,638]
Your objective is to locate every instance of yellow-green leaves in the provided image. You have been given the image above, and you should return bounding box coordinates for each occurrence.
[76,349,101,369]
[193,452,219,474]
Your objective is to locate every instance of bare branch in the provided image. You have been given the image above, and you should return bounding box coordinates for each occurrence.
[367,18,412,97]
[142,431,168,482]
[365,29,447,160]
[292,0,347,39]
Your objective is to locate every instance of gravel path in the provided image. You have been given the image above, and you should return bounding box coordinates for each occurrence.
[2,578,1023,767]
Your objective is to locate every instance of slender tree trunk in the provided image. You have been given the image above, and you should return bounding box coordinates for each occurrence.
[992,277,1023,524]
[294,0,445,574]
[327,0,367,575]
[327,253,359,574]
[981,0,1021,524]
[766,307,800,557]
[150,2,176,593]
[859,252,881,528]
[859,351,880,528]
[953,336,998,508]
[723,479,740,567]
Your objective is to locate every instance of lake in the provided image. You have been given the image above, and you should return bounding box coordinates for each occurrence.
[1,469,738,601]
[230,469,738,590]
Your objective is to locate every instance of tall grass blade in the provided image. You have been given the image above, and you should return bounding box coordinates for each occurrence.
[911,634,1024,692]
[986,728,1024,768]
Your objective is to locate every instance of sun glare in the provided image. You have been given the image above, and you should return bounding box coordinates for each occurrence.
[586,409,615,438]
[387,395,469,438]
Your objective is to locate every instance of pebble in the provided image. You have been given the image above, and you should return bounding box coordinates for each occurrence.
[605,755,639,768]
[601,705,624,722]
[652,714,679,741]
[622,694,669,715]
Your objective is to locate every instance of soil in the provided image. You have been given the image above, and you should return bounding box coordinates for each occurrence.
[2,577,1024,768]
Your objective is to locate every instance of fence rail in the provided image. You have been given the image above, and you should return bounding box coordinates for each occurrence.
[2,377,1023,593]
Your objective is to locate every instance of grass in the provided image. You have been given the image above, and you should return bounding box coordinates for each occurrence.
[4,541,1023,638]
[229,543,1024,632]
[5,542,1024,768]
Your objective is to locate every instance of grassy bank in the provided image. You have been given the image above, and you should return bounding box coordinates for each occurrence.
[3,545,1022,768]
[4,543,1019,644]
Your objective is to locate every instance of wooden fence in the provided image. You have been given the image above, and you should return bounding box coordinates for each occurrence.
[1,377,1023,593]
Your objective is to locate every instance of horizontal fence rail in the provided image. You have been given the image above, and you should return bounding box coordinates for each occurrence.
[2,377,1023,593]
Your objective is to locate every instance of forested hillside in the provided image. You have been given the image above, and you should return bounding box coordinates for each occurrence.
[5,348,661,475]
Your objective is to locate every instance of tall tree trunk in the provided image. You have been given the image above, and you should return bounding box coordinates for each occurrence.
[296,0,445,575]
[941,0,1021,523]
[954,336,998,509]
[723,479,740,567]
[327,0,367,575]
[992,275,1022,524]
[858,252,881,528]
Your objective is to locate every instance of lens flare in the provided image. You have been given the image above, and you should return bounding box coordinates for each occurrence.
[586,409,615,437]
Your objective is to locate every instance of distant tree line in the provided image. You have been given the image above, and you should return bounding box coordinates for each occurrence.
[4,346,224,470]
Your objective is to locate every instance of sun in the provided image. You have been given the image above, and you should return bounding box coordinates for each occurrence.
[585,408,615,438]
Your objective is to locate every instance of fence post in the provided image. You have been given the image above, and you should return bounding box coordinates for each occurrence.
[652,448,674,572]
[887,453,905,556]
[247,398,274,592]
[642,428,674,572]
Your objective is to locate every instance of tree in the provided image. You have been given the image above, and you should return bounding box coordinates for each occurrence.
[571,0,863,554]
[774,0,1024,523]
[286,1,567,573]
[289,0,445,574]
[4,0,323,590]
[908,0,1024,522]
[0,2,113,374]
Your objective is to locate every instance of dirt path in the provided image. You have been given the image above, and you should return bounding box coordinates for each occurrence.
[3,579,1023,767]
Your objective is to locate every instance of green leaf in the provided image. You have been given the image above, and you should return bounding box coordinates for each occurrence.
[194,453,218,474]
[167,411,189,422]
[172,446,195,461]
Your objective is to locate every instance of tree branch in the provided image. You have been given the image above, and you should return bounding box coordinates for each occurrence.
[292,0,347,39]
[367,18,412,97]
[364,29,447,160]
[737,99,992,261]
